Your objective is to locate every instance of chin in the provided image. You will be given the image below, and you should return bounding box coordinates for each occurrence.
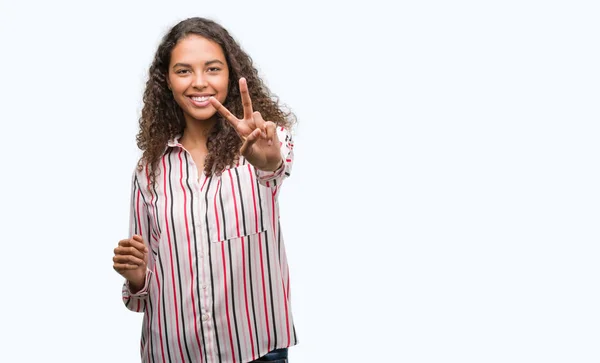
[188,110,218,122]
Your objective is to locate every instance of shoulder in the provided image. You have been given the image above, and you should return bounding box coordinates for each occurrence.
[131,159,149,188]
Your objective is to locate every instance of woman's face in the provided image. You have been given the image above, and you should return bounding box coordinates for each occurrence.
[167,34,230,125]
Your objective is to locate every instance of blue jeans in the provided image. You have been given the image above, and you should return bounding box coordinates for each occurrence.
[249,348,288,362]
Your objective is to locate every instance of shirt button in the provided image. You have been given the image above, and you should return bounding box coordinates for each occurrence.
[202,314,210,321]
[202,285,207,290]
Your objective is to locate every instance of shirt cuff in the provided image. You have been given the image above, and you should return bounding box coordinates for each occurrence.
[256,160,285,182]
[123,269,152,297]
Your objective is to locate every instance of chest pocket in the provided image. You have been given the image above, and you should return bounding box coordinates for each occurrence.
[204,164,268,243]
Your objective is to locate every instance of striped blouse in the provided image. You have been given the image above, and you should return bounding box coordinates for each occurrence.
[121,127,298,363]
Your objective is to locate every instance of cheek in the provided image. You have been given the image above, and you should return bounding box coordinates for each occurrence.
[218,75,230,102]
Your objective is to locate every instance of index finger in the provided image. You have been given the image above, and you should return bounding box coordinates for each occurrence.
[209,96,240,129]
[239,78,254,121]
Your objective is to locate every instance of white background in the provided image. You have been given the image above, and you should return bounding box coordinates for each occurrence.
[0,0,599,362]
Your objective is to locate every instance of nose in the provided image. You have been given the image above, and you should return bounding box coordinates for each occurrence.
[192,72,208,89]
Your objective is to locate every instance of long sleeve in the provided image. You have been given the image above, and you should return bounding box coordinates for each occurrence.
[256,126,294,188]
[121,170,153,313]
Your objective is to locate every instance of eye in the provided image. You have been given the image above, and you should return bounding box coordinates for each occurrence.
[207,67,221,73]
[175,69,190,75]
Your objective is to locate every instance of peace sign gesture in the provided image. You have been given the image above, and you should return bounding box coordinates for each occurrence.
[209,78,283,172]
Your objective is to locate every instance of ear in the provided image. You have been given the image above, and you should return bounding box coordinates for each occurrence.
[167,79,172,90]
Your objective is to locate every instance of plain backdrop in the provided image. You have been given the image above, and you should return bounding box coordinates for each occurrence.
[0,0,599,362]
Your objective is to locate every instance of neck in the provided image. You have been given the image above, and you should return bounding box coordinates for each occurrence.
[180,117,217,150]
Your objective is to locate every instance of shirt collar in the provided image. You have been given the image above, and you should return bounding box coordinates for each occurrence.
[164,135,183,153]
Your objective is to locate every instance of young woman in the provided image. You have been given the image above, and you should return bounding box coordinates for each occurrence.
[112,17,298,363]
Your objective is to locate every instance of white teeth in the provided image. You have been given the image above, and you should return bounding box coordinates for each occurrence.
[191,96,209,102]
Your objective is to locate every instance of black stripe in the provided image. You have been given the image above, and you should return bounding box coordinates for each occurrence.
[146,286,156,363]
[145,212,156,363]
[277,221,282,267]
[218,177,227,241]
[153,178,163,236]
[204,176,222,362]
[227,235,243,362]
[247,233,260,356]
[131,176,139,233]
[167,151,193,362]
[234,168,248,236]
[292,324,297,345]
[184,153,208,357]
[255,173,265,232]
[263,232,279,349]
[157,239,173,363]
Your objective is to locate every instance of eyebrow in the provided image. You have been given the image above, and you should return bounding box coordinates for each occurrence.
[172,60,226,69]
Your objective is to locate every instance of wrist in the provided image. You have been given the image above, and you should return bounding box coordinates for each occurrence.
[262,159,283,172]
[128,273,146,294]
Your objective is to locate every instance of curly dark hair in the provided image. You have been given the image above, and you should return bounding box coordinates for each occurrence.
[137,17,295,184]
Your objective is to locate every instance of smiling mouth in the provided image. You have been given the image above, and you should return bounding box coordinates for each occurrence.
[187,95,214,107]
[190,96,210,102]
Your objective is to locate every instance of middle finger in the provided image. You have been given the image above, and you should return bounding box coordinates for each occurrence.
[115,246,145,260]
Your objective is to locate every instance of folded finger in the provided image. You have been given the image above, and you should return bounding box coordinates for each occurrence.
[113,263,141,271]
[113,254,145,266]
[126,237,147,253]
[115,246,145,260]
[240,128,262,156]
[265,121,276,144]
[253,111,266,136]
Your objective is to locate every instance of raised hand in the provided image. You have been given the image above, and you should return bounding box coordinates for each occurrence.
[113,235,148,293]
[209,78,283,171]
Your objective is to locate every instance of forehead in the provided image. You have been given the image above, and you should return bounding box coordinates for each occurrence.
[170,34,226,64]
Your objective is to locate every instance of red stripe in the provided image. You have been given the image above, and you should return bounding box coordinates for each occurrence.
[178,150,204,361]
[271,187,277,234]
[155,265,167,363]
[213,179,221,241]
[227,170,241,238]
[200,175,209,192]
[162,155,186,362]
[228,170,256,358]
[221,241,237,363]
[282,278,290,346]
[248,166,271,350]
[241,236,256,359]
